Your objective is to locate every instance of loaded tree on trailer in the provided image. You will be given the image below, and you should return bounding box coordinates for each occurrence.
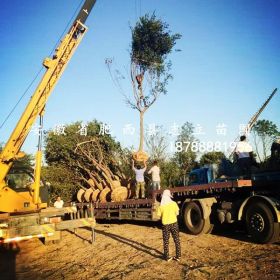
[83,89,280,244]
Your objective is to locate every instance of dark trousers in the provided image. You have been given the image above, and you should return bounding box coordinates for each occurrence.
[237,157,252,176]
[162,222,181,259]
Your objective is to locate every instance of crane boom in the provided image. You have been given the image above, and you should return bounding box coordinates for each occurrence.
[246,88,277,131]
[0,0,96,213]
[229,88,278,157]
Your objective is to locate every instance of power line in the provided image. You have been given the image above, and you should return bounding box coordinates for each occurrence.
[0,0,84,131]
[0,68,43,130]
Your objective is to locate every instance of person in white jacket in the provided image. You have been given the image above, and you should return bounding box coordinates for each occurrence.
[148,160,161,191]
[132,160,147,199]
[54,196,64,208]
[234,135,253,176]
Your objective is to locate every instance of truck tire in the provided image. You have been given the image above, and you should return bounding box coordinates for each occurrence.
[183,202,211,235]
[246,201,280,244]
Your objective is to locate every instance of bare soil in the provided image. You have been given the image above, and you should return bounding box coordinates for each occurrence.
[1,222,279,280]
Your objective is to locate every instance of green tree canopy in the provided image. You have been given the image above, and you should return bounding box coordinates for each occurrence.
[160,160,181,188]
[131,13,181,73]
[200,151,225,166]
[252,119,279,162]
[173,122,198,185]
[44,120,131,202]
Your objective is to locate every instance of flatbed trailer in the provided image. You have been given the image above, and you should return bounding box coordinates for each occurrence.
[76,199,159,222]
[83,174,280,244]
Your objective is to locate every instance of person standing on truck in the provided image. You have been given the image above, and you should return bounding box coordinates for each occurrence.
[148,160,161,191]
[234,135,253,176]
[157,189,181,262]
[132,159,147,199]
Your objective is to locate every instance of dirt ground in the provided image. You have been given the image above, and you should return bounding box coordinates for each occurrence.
[0,221,279,280]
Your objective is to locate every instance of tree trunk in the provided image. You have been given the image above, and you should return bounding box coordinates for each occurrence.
[253,134,262,163]
[262,136,267,161]
[138,111,144,151]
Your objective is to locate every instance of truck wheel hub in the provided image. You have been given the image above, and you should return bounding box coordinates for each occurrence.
[250,213,264,232]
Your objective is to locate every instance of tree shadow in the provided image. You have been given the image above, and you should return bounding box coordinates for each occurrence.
[68,226,163,258]
[88,228,163,258]
[0,242,20,280]
[66,229,93,245]
[67,220,164,257]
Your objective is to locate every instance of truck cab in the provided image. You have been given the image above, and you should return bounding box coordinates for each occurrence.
[188,164,218,185]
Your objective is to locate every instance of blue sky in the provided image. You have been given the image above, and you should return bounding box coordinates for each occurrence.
[0,0,279,157]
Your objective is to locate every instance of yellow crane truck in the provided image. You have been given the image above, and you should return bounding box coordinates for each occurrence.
[0,0,97,244]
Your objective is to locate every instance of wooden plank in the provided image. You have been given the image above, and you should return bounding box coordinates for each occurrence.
[8,215,39,228]
[55,218,95,230]
[40,206,78,217]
